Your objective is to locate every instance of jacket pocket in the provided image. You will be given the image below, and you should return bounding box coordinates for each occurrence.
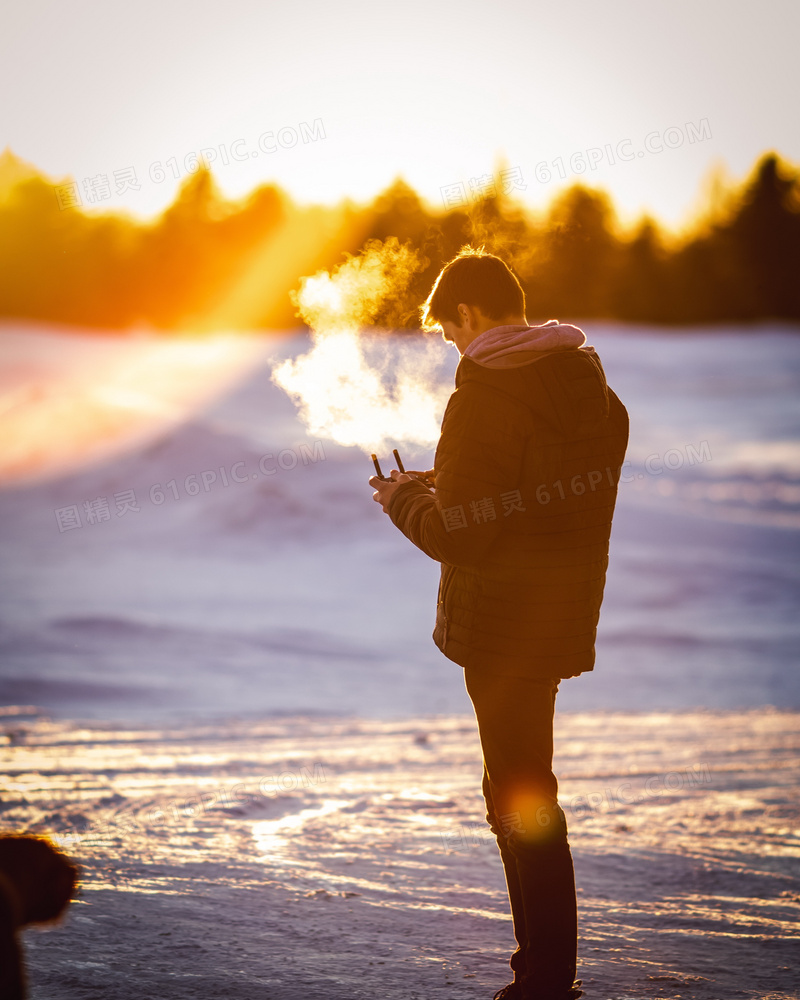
[433,564,454,650]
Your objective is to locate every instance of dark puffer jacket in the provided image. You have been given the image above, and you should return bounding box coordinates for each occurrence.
[387,332,629,679]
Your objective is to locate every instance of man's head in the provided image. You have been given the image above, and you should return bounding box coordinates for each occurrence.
[420,246,527,352]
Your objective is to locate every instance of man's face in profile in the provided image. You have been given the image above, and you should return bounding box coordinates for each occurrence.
[440,319,463,348]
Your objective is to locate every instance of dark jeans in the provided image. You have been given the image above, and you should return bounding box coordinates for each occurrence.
[464,667,578,996]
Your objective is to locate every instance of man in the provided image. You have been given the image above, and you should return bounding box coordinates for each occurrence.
[369,247,629,1000]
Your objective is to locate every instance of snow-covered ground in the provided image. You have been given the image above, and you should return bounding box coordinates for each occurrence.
[4,706,798,999]
[1,321,799,998]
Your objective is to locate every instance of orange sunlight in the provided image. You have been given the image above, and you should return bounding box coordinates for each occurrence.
[0,329,270,485]
[179,202,369,333]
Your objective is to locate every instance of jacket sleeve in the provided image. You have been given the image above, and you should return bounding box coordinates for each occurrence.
[387,378,531,567]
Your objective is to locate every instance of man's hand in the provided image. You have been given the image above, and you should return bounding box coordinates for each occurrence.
[406,468,436,487]
[369,469,414,514]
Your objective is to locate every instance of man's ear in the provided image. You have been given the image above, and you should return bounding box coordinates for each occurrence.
[458,303,477,330]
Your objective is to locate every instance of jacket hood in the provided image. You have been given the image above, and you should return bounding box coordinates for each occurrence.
[463,320,590,369]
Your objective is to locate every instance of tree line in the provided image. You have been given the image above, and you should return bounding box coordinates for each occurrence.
[0,149,797,331]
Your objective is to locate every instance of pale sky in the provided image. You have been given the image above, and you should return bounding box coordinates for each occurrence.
[3,0,799,232]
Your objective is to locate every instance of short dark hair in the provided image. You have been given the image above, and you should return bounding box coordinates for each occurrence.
[420,246,526,331]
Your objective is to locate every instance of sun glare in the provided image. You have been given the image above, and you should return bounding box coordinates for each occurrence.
[0,330,270,484]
